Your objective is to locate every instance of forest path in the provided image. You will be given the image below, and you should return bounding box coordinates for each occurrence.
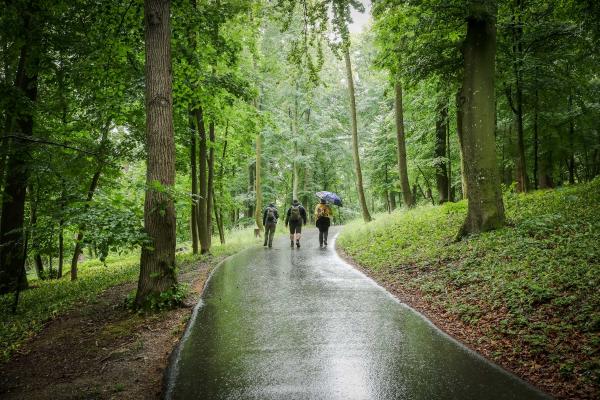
[165,227,549,400]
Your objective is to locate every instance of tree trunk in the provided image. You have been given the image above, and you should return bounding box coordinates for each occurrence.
[58,219,64,278]
[213,188,225,244]
[456,89,468,199]
[195,107,210,253]
[457,12,505,237]
[206,121,215,247]
[389,191,397,210]
[509,1,528,192]
[344,47,371,222]
[247,161,255,218]
[189,113,198,254]
[394,80,413,208]
[135,0,177,307]
[567,95,576,184]
[29,191,44,280]
[255,131,264,231]
[447,119,453,201]
[435,98,449,204]
[533,87,539,190]
[0,4,41,294]
[70,169,101,280]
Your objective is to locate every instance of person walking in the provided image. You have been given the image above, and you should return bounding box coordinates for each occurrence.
[285,199,307,248]
[262,202,279,248]
[314,198,332,247]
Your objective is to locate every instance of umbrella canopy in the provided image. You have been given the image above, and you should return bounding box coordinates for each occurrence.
[315,191,343,206]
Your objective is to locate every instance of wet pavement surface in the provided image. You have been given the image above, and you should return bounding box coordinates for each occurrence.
[166,227,550,400]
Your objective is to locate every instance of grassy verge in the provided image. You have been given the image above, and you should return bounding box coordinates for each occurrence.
[0,227,260,363]
[337,179,600,398]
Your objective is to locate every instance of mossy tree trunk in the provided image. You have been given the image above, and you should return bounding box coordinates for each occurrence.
[135,0,177,307]
[457,9,505,237]
[195,107,210,254]
[435,98,449,204]
[189,113,198,254]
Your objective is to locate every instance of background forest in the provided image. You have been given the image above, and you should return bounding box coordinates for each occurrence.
[0,0,599,398]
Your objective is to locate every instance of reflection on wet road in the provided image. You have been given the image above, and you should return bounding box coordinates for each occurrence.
[166,227,549,400]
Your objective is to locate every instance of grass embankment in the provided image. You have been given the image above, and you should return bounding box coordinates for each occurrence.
[337,179,600,399]
[0,228,260,363]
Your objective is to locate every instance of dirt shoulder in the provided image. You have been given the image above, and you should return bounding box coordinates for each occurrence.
[336,245,594,400]
[0,258,223,400]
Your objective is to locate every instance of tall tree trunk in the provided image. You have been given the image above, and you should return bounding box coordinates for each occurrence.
[456,89,468,199]
[394,80,414,207]
[247,161,254,218]
[509,0,528,192]
[567,95,576,184]
[0,3,41,294]
[135,0,177,307]
[343,47,371,222]
[533,87,539,190]
[206,121,215,248]
[389,191,397,210]
[29,189,44,280]
[58,218,64,278]
[195,107,210,253]
[435,98,449,204]
[447,119,453,201]
[255,131,264,231]
[70,165,102,280]
[189,113,198,254]
[457,11,505,237]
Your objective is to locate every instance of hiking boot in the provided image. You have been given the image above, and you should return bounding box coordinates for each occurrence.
[296,240,300,248]
[324,240,327,247]
[290,240,294,248]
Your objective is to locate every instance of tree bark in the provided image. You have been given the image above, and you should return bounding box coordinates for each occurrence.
[206,121,215,247]
[457,11,505,237]
[435,98,449,204]
[394,80,414,208]
[533,87,539,190]
[0,2,41,294]
[189,113,198,254]
[344,47,371,222]
[135,0,177,307]
[195,107,210,253]
[389,191,397,210]
[456,89,468,199]
[509,0,528,192]
[255,131,264,230]
[567,95,576,184]
[29,189,44,280]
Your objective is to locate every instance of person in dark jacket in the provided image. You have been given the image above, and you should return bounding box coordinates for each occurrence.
[285,199,307,248]
[262,203,279,248]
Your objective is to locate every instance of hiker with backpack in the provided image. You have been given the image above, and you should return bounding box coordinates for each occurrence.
[285,199,307,248]
[262,203,279,248]
[314,198,332,247]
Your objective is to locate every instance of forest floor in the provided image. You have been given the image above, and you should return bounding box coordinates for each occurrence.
[337,179,600,400]
[0,236,259,399]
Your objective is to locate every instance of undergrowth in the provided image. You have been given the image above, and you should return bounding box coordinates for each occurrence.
[338,179,600,392]
[0,227,260,362]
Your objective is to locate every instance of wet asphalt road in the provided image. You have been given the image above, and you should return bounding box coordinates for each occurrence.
[166,227,550,400]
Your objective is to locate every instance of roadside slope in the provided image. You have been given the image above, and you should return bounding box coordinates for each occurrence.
[337,179,600,399]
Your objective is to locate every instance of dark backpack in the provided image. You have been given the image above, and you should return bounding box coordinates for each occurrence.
[266,207,276,222]
[289,205,301,222]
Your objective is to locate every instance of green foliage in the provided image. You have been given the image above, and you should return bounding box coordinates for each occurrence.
[338,180,600,384]
[127,283,190,311]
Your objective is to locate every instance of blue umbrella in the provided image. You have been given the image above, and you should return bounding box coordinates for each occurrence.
[316,191,343,206]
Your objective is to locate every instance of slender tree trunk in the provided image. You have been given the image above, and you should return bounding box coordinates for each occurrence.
[509,1,528,192]
[343,48,371,222]
[0,4,41,293]
[447,119,453,201]
[29,190,44,279]
[435,98,449,204]
[457,12,505,237]
[213,188,225,244]
[70,168,101,280]
[58,218,64,278]
[206,121,215,247]
[247,162,255,218]
[255,131,263,230]
[195,108,210,253]
[394,80,413,207]
[456,89,468,199]
[568,95,576,184]
[533,88,539,190]
[389,191,397,210]
[135,0,177,307]
[189,113,198,254]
